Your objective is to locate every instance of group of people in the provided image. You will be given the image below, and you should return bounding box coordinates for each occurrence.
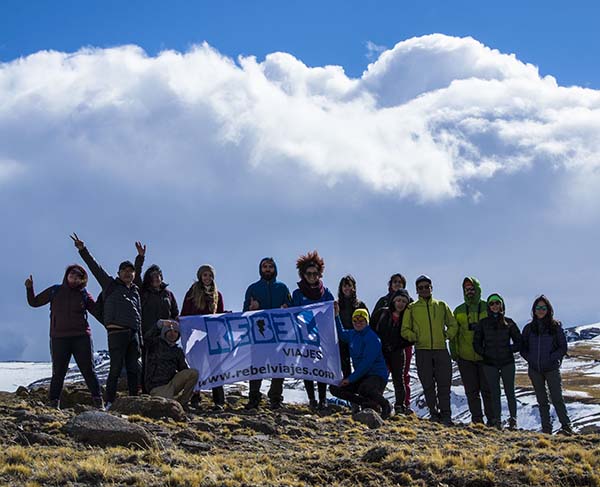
[24,235,574,435]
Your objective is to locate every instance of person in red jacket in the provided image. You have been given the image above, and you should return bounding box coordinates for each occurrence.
[181,264,225,410]
[25,265,103,409]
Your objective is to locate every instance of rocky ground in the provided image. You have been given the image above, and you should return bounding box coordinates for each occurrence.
[0,385,599,487]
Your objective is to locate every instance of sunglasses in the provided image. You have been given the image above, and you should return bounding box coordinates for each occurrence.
[417,285,431,291]
[535,305,548,311]
[489,301,502,306]
[305,271,319,277]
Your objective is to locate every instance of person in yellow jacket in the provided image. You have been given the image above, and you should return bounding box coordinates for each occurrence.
[451,277,493,425]
[402,275,458,425]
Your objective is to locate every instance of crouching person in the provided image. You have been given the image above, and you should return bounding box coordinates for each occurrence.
[330,308,392,419]
[145,319,199,409]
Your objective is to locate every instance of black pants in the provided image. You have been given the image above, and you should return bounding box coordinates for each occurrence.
[248,378,284,404]
[106,329,140,403]
[383,348,406,407]
[212,386,225,406]
[457,358,493,423]
[304,380,327,403]
[482,362,517,424]
[415,349,452,420]
[330,375,389,409]
[49,335,102,401]
[339,342,352,378]
[528,367,571,432]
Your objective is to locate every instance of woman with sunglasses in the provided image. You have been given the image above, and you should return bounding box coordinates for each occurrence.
[292,250,334,410]
[473,294,521,429]
[521,295,573,435]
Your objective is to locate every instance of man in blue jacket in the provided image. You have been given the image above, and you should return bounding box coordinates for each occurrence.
[330,308,392,419]
[243,257,292,410]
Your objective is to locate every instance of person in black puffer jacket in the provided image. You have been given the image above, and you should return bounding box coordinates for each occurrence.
[337,275,369,378]
[71,233,142,409]
[473,293,521,430]
[521,295,573,435]
[371,289,414,414]
[145,319,199,407]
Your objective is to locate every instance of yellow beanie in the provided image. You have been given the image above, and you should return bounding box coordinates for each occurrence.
[352,308,370,322]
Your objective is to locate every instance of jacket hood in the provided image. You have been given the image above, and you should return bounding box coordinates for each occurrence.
[389,289,412,308]
[63,264,88,289]
[463,277,482,305]
[259,257,278,280]
[486,293,505,314]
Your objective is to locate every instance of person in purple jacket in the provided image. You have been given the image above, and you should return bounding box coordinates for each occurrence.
[521,295,573,435]
[25,266,103,409]
[291,250,334,410]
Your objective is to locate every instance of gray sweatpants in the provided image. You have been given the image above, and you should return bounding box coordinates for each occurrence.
[528,367,571,432]
[415,349,452,420]
[482,362,516,425]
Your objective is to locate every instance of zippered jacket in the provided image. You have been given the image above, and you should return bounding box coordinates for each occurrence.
[401,297,458,350]
[451,277,488,361]
[473,315,521,367]
[243,258,291,311]
[521,320,567,373]
[336,317,388,383]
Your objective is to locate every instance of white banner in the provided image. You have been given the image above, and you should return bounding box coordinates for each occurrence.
[179,301,342,390]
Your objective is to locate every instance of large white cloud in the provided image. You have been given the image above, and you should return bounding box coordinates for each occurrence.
[1,34,600,202]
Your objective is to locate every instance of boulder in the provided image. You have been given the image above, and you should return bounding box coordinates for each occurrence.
[65,411,155,448]
[362,446,389,463]
[110,395,186,422]
[15,386,29,397]
[353,408,384,429]
[239,417,280,435]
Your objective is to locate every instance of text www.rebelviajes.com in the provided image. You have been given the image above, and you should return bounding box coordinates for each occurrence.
[198,363,335,387]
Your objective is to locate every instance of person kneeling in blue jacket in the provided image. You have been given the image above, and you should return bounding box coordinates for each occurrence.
[330,307,392,419]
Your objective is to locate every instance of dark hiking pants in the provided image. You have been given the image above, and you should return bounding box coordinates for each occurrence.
[49,336,102,402]
[404,346,413,407]
[249,378,285,404]
[415,349,452,420]
[383,348,406,407]
[482,362,516,425]
[339,341,352,378]
[304,380,327,403]
[106,329,140,403]
[330,375,389,410]
[212,386,225,406]
[457,358,493,423]
[528,367,571,432]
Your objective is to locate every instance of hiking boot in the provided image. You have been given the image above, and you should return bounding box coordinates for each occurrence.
[244,399,260,410]
[441,416,454,427]
[317,399,328,411]
[394,404,406,415]
[429,411,441,423]
[269,401,282,410]
[508,417,517,431]
[558,425,574,436]
[190,393,201,410]
[351,403,361,415]
[48,399,60,410]
[212,403,225,412]
[91,396,104,409]
[380,401,392,420]
[104,401,113,411]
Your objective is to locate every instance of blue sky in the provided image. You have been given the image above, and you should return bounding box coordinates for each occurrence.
[2,1,600,360]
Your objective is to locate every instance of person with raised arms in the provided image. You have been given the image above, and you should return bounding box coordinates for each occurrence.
[330,307,392,419]
[243,257,292,410]
[70,233,142,410]
[291,250,334,410]
[401,275,458,426]
[25,265,103,409]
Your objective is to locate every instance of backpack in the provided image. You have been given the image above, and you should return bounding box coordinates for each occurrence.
[90,280,118,326]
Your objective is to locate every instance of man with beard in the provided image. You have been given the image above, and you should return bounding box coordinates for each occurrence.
[243,257,292,409]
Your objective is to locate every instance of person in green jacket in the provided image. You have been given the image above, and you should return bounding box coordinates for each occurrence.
[401,275,458,425]
[451,277,493,425]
